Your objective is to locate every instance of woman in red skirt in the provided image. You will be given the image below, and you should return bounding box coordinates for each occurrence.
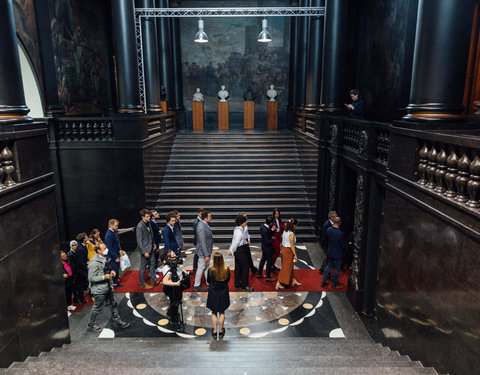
[276,218,302,289]
[271,208,284,272]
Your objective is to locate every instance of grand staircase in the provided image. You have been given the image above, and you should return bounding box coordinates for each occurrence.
[144,132,318,244]
[3,337,443,374]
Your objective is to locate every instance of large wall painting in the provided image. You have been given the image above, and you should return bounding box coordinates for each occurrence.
[180,0,290,113]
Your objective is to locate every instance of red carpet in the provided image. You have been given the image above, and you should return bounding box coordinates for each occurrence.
[114,269,350,294]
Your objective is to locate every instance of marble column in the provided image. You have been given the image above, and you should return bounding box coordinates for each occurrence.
[404,0,476,121]
[288,1,300,109]
[170,13,184,110]
[112,0,142,113]
[295,0,309,109]
[137,0,162,113]
[0,0,31,123]
[305,0,324,110]
[321,0,347,112]
[156,0,174,110]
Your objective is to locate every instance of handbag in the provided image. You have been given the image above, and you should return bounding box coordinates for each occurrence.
[120,253,131,271]
[180,274,191,290]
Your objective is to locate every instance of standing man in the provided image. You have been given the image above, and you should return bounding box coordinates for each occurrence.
[257,216,276,282]
[105,219,125,287]
[345,89,364,119]
[172,210,184,252]
[228,214,253,291]
[321,217,345,289]
[193,210,213,291]
[87,244,129,331]
[319,211,337,275]
[72,232,89,304]
[150,210,163,270]
[164,212,180,255]
[192,208,204,272]
[239,212,257,274]
[136,209,159,289]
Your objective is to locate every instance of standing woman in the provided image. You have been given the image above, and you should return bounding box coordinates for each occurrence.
[61,251,75,310]
[206,252,231,339]
[276,218,302,289]
[272,208,284,271]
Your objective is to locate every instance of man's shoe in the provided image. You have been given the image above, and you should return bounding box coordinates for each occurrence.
[152,280,161,286]
[114,320,130,329]
[265,277,276,282]
[272,265,280,271]
[113,283,124,287]
[88,324,102,332]
[194,285,208,292]
[241,286,254,292]
[251,268,259,274]
[139,284,153,289]
[332,283,344,289]
[321,281,329,287]
[257,273,265,278]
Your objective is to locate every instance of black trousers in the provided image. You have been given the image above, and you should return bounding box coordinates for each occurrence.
[64,278,73,305]
[246,245,257,272]
[163,285,182,322]
[193,253,199,269]
[74,275,87,303]
[234,245,251,287]
[258,248,273,278]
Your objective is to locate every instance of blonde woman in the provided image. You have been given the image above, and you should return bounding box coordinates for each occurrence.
[276,218,302,289]
[207,252,231,339]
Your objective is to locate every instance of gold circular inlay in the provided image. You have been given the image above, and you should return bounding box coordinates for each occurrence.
[136,303,147,310]
[195,328,207,336]
[239,328,251,335]
[302,303,313,309]
[158,319,169,326]
[185,250,193,254]
[278,318,290,326]
[213,246,220,250]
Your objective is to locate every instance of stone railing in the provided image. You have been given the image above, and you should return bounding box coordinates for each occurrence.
[0,143,17,189]
[416,141,480,210]
[55,118,113,142]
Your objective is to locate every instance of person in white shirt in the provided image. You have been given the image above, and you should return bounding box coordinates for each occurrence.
[276,218,302,289]
[239,212,258,274]
[228,214,254,291]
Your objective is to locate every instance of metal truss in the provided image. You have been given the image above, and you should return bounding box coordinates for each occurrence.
[135,7,325,113]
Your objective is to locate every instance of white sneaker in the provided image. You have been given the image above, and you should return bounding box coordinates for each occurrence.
[67,305,76,311]
[156,268,162,273]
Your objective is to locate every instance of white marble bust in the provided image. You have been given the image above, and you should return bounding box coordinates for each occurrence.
[218,85,229,102]
[267,85,277,102]
[192,88,204,102]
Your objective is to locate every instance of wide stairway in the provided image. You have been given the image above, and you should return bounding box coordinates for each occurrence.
[145,132,318,244]
[3,337,443,374]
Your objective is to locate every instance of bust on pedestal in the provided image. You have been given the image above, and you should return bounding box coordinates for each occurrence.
[218,85,229,130]
[267,85,278,131]
[267,85,277,101]
[192,88,204,131]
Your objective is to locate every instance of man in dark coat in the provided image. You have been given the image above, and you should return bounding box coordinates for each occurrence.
[319,211,337,274]
[149,210,163,270]
[321,216,345,289]
[192,208,204,271]
[163,211,179,255]
[136,209,158,288]
[257,216,276,281]
[105,219,125,287]
[71,232,89,303]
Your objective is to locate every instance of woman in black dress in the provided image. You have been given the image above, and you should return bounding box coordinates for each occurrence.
[206,252,231,339]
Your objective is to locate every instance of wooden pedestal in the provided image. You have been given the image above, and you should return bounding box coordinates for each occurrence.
[267,101,278,130]
[160,100,167,114]
[244,101,255,130]
[192,102,204,132]
[218,101,229,131]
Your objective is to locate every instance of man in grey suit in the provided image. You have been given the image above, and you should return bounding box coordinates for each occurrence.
[193,210,213,291]
[136,208,159,289]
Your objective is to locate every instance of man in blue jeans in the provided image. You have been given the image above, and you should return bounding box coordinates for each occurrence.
[321,216,345,289]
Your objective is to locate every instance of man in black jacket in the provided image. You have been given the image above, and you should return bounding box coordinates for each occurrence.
[257,216,276,282]
[319,211,337,275]
[71,232,89,303]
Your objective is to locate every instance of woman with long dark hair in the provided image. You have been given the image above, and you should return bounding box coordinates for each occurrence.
[276,218,302,289]
[272,208,284,271]
[207,252,231,339]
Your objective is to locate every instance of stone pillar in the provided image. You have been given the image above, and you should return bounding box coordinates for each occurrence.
[170,13,184,110]
[321,0,348,112]
[404,0,476,121]
[295,0,309,109]
[0,0,31,123]
[156,0,174,110]
[305,0,325,110]
[112,0,142,113]
[288,1,300,109]
[137,0,162,113]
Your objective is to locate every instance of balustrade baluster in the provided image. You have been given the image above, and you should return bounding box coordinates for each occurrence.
[79,121,86,141]
[100,121,107,140]
[434,148,448,193]
[444,151,459,198]
[466,155,480,208]
[64,122,71,141]
[71,121,78,141]
[93,122,100,141]
[1,146,16,187]
[417,144,429,185]
[426,146,438,189]
[106,121,113,140]
[454,153,471,203]
[86,121,93,140]
[0,150,4,189]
